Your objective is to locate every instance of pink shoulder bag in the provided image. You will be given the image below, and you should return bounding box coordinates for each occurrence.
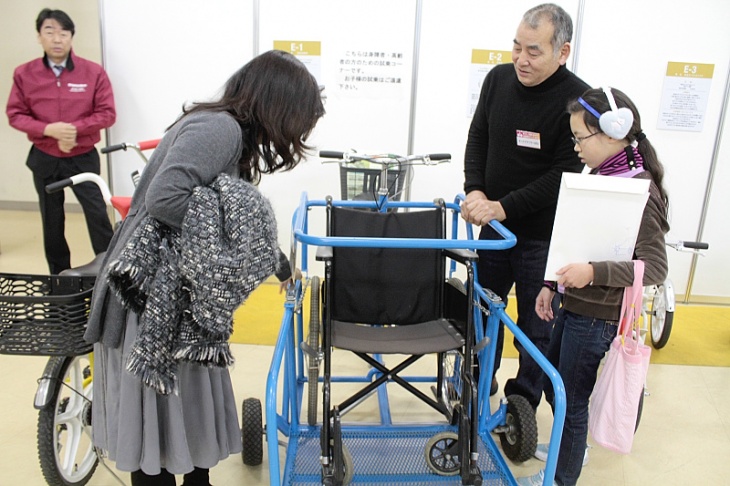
[588,260,651,454]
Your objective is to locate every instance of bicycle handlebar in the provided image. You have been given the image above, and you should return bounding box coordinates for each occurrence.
[319,150,451,164]
[45,178,73,194]
[45,173,113,203]
[101,139,160,154]
[670,241,709,250]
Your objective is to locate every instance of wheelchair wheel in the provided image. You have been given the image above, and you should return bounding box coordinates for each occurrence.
[307,276,322,426]
[425,431,461,476]
[498,394,538,463]
[650,283,674,349]
[439,351,462,421]
[325,411,354,485]
[241,397,263,466]
[37,355,98,486]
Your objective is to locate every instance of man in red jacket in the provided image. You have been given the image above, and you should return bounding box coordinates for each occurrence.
[7,8,116,274]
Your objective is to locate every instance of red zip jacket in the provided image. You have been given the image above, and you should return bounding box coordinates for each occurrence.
[6,51,116,158]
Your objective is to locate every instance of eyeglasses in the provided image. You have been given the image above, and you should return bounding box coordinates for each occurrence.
[571,132,600,146]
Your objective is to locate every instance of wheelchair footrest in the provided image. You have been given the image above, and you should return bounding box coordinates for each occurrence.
[284,426,513,484]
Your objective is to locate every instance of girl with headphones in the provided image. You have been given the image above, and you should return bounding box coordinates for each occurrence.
[519,87,670,486]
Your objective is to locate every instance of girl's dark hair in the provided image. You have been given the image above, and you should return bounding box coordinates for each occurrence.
[567,87,668,207]
[174,50,325,183]
[36,8,75,35]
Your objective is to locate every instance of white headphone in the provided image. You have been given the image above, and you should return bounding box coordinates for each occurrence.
[577,86,634,140]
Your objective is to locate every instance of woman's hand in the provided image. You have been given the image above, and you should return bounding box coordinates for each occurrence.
[535,287,556,321]
[279,268,303,293]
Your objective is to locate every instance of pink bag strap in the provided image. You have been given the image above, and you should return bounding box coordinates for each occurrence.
[618,260,645,337]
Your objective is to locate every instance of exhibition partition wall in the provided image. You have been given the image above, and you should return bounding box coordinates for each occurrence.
[99,0,729,303]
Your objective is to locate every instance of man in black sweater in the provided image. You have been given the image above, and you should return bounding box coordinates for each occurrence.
[461,3,590,410]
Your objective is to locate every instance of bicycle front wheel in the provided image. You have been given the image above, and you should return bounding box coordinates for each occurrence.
[37,354,98,486]
[650,283,674,349]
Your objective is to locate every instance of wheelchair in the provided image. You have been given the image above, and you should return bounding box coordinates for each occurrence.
[244,152,567,486]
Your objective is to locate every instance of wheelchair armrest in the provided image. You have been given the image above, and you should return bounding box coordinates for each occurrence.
[316,246,333,261]
[443,248,478,264]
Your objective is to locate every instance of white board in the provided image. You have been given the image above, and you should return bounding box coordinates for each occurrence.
[545,173,650,280]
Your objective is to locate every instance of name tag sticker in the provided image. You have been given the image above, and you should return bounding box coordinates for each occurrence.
[516,130,541,149]
[67,83,88,93]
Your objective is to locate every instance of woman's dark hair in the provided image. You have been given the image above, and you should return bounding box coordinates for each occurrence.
[175,50,325,183]
[567,87,668,207]
[36,9,75,36]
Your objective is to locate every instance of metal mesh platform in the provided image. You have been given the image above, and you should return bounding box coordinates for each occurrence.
[284,427,512,485]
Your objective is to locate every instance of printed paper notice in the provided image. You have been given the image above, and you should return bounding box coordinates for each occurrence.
[657,62,714,132]
[467,50,511,117]
[274,41,322,85]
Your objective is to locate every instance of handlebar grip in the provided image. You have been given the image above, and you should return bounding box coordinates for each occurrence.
[428,153,451,161]
[683,241,709,250]
[319,151,345,159]
[138,139,160,151]
[101,143,127,154]
[45,178,73,194]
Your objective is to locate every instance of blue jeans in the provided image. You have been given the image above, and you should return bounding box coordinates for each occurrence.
[477,226,557,409]
[544,309,618,486]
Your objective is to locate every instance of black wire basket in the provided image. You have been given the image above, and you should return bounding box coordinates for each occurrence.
[339,165,405,201]
[0,273,96,356]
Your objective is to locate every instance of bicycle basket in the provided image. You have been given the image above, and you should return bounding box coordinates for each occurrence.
[339,165,405,201]
[0,273,96,356]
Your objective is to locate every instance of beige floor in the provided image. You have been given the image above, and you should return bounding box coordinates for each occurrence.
[1,210,730,485]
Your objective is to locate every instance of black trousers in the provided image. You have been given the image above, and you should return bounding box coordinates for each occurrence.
[130,467,210,486]
[27,146,114,274]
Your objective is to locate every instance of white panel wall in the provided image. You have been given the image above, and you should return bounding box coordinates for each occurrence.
[96,0,729,301]
[692,94,730,303]
[572,0,730,301]
[255,0,417,275]
[99,0,254,199]
[410,0,580,206]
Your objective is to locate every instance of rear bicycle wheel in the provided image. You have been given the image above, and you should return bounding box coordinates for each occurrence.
[37,354,98,486]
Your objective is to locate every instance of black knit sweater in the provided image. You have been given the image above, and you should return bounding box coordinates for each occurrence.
[464,63,590,241]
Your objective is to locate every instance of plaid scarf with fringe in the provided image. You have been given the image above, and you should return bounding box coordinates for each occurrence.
[107,173,280,394]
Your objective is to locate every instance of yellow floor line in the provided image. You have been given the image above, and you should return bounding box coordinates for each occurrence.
[232,282,730,367]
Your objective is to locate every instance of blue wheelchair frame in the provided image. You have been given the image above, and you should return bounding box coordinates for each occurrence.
[263,192,566,485]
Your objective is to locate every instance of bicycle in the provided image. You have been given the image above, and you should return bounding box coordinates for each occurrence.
[0,139,157,486]
[641,240,709,349]
[319,150,451,209]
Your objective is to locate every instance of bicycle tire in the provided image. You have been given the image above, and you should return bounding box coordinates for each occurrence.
[307,276,321,426]
[37,355,98,486]
[650,283,674,349]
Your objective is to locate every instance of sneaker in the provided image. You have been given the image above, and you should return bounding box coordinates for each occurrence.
[534,443,589,467]
[516,469,557,486]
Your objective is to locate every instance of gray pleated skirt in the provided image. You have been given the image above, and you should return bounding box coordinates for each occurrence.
[92,312,242,475]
